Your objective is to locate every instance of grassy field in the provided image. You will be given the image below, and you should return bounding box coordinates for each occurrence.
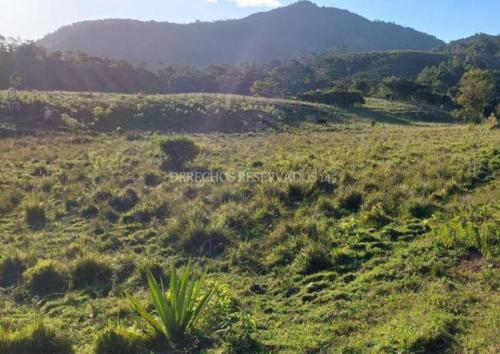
[0,92,498,353]
[0,91,452,136]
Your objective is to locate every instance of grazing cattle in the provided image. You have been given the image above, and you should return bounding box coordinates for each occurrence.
[316,119,328,126]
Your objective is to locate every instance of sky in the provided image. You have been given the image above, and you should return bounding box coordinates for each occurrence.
[1,0,499,42]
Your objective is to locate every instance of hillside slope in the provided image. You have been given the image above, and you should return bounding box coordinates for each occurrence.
[38,1,443,69]
[0,91,452,135]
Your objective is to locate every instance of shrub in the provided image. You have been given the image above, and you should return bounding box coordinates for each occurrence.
[338,191,364,213]
[25,260,67,296]
[126,262,215,344]
[0,322,73,354]
[94,327,147,354]
[23,201,47,228]
[0,255,26,287]
[71,257,113,292]
[156,136,200,170]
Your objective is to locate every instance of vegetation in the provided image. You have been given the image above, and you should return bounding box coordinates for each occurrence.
[0,102,498,351]
[298,90,365,106]
[0,323,73,354]
[156,136,201,170]
[126,263,214,345]
[454,68,497,123]
[38,1,443,69]
[0,15,498,353]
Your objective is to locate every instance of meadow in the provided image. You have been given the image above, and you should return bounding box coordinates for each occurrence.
[0,91,498,353]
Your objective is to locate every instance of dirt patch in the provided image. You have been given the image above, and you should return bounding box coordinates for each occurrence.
[456,252,485,273]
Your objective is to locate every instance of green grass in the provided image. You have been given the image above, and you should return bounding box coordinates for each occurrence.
[0,91,498,353]
[0,91,451,135]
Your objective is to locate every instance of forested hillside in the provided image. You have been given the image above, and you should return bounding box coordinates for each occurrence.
[38,1,443,69]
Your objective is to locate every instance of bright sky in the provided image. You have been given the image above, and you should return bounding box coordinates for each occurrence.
[1,0,499,42]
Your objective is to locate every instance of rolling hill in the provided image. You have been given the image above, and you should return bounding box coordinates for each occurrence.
[38,1,443,69]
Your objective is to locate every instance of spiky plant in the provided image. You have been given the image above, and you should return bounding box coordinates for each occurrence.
[126,262,214,344]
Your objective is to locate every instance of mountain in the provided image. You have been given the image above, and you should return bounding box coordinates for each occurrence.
[38,1,443,70]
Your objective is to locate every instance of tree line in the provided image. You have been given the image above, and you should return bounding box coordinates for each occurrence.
[1,34,499,122]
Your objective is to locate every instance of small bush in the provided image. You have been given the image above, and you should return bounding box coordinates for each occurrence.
[156,136,200,170]
[23,201,47,228]
[25,260,67,296]
[94,327,147,354]
[0,255,26,287]
[71,257,113,291]
[338,191,364,213]
[0,322,73,354]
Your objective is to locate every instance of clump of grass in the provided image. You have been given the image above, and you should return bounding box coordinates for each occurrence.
[25,260,67,296]
[109,188,140,213]
[406,200,436,219]
[338,191,364,213]
[0,322,74,354]
[94,326,147,354]
[315,197,340,218]
[182,225,232,257]
[284,183,306,202]
[293,245,333,275]
[0,189,23,216]
[136,259,165,287]
[0,255,26,287]
[31,166,49,177]
[144,172,161,187]
[362,203,392,228]
[23,200,47,229]
[71,257,113,292]
[126,262,215,345]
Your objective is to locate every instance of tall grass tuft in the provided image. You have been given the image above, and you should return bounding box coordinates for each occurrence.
[126,262,214,344]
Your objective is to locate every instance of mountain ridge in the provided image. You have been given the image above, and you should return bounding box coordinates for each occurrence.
[38,1,444,69]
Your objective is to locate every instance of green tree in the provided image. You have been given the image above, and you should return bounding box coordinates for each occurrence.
[250,78,285,98]
[9,71,22,89]
[454,68,495,123]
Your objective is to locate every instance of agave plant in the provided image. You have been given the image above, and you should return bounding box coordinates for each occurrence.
[127,262,214,344]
